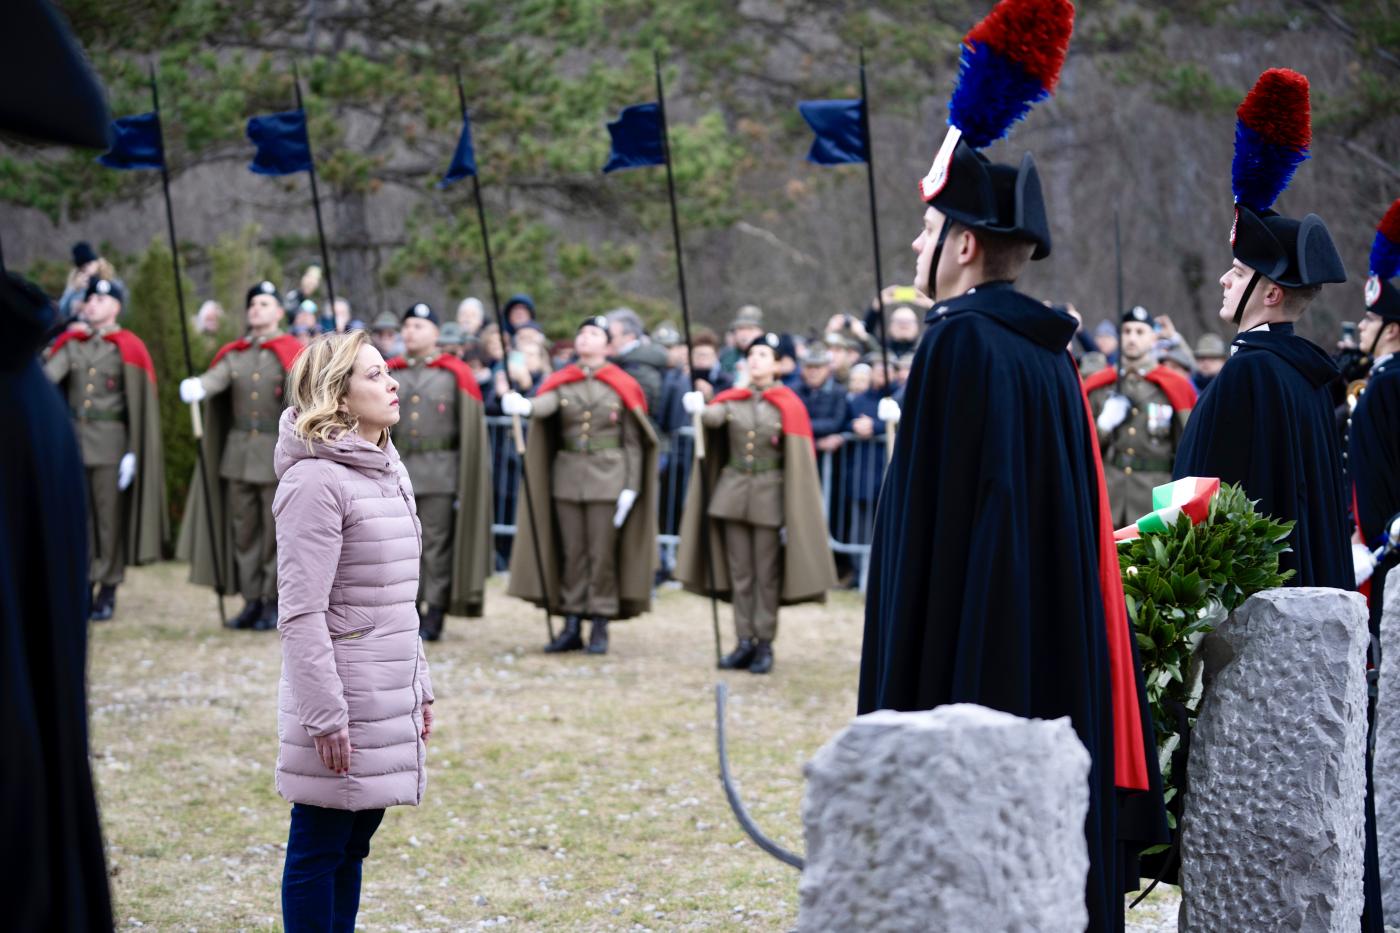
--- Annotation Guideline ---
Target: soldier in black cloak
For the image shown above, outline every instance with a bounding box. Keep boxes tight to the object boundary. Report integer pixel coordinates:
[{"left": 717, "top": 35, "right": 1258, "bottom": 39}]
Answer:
[
  {"left": 857, "top": 1, "right": 1165, "bottom": 929},
  {"left": 0, "top": 2, "right": 116, "bottom": 929}
]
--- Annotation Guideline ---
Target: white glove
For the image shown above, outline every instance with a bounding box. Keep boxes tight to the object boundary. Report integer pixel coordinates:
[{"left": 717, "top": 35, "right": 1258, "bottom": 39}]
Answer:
[
  {"left": 1096, "top": 394, "right": 1131, "bottom": 434},
  {"left": 779, "top": 526, "right": 788, "bottom": 546},
  {"left": 179, "top": 376, "right": 207, "bottom": 404},
  {"left": 118, "top": 452, "right": 136, "bottom": 492},
  {"left": 613, "top": 489, "right": 638, "bottom": 528},
  {"left": 682, "top": 390, "right": 705, "bottom": 415},
  {"left": 501, "top": 391, "right": 532, "bottom": 417},
  {"left": 877, "top": 397, "right": 901, "bottom": 424},
  {"left": 1354, "top": 542, "right": 1378, "bottom": 588}
]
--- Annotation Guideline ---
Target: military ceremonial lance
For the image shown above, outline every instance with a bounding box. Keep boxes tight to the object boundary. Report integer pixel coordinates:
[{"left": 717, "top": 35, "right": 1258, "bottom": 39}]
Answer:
[
  {"left": 148, "top": 63, "right": 226, "bottom": 616},
  {"left": 291, "top": 63, "right": 336, "bottom": 313},
  {"left": 441, "top": 66, "right": 556, "bottom": 643},
  {"left": 653, "top": 52, "right": 724, "bottom": 664}
]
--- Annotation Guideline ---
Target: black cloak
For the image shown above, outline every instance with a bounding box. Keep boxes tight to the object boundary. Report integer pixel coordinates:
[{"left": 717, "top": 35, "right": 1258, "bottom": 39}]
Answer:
[
  {"left": 0, "top": 273, "right": 113, "bottom": 930},
  {"left": 1351, "top": 357, "right": 1400, "bottom": 633},
  {"left": 859, "top": 282, "right": 1166, "bottom": 933},
  {"left": 1172, "top": 323, "right": 1352, "bottom": 590}
]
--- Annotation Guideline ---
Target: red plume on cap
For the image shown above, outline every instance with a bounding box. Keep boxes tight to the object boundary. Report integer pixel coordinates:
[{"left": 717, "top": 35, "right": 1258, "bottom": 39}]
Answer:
[
  {"left": 1371, "top": 198, "right": 1400, "bottom": 281},
  {"left": 1236, "top": 68, "right": 1312, "bottom": 150},
  {"left": 964, "top": 0, "right": 1075, "bottom": 93},
  {"left": 1379, "top": 199, "right": 1400, "bottom": 245}
]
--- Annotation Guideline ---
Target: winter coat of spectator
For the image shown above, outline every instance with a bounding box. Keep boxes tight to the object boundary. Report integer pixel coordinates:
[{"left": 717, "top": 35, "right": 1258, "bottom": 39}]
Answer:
[
  {"left": 501, "top": 294, "right": 535, "bottom": 336},
  {"left": 606, "top": 307, "right": 668, "bottom": 419},
  {"left": 794, "top": 347, "right": 850, "bottom": 441}
]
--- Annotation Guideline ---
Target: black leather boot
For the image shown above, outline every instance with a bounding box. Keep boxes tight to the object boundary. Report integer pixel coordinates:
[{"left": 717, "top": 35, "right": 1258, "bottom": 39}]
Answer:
[
  {"left": 420, "top": 606, "right": 445, "bottom": 642},
  {"left": 227, "top": 598, "right": 264, "bottom": 630},
  {"left": 748, "top": 640, "right": 774, "bottom": 675},
  {"left": 718, "top": 638, "right": 756, "bottom": 670},
  {"left": 252, "top": 600, "right": 278, "bottom": 631},
  {"left": 587, "top": 617, "right": 609, "bottom": 655},
  {"left": 544, "top": 615, "right": 584, "bottom": 653},
  {"left": 90, "top": 585, "right": 116, "bottom": 622}
]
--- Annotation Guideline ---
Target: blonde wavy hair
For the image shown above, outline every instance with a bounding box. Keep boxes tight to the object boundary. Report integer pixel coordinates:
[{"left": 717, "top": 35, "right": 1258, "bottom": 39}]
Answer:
[{"left": 286, "top": 330, "right": 380, "bottom": 449}]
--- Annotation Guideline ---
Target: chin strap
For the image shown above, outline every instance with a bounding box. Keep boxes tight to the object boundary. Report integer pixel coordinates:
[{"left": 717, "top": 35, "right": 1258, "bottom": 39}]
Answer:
[
  {"left": 1232, "top": 270, "right": 1262, "bottom": 327},
  {"left": 927, "top": 216, "right": 953, "bottom": 297}
]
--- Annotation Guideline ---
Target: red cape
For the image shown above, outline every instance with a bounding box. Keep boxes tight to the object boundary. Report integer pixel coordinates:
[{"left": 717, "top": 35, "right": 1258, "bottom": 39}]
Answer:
[
  {"left": 1083, "top": 364, "right": 1197, "bottom": 411},
  {"left": 211, "top": 333, "right": 304, "bottom": 372},
  {"left": 387, "top": 354, "right": 483, "bottom": 402},
  {"left": 1078, "top": 366, "right": 1152, "bottom": 792},
  {"left": 536, "top": 363, "right": 646, "bottom": 412},
  {"left": 50, "top": 328, "right": 156, "bottom": 383},
  {"left": 711, "top": 384, "right": 814, "bottom": 439}
]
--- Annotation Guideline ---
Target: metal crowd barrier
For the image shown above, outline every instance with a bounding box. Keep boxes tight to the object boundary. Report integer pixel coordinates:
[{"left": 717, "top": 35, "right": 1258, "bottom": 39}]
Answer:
[{"left": 483, "top": 416, "right": 886, "bottom": 591}]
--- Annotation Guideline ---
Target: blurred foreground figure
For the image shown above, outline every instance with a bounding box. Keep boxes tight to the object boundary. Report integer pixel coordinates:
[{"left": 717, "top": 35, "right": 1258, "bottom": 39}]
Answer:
[{"left": 0, "top": 1, "right": 116, "bottom": 928}]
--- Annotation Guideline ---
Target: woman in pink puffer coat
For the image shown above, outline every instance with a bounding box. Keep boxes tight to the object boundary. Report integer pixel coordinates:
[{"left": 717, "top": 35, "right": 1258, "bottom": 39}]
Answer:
[{"left": 272, "top": 330, "right": 436, "bottom": 932}]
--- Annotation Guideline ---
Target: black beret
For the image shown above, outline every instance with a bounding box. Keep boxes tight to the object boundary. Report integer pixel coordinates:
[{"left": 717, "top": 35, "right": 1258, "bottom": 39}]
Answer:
[
  {"left": 402, "top": 302, "right": 440, "bottom": 327},
  {"left": 84, "top": 277, "right": 124, "bottom": 304},
  {"left": 577, "top": 315, "right": 609, "bottom": 335},
  {"left": 245, "top": 280, "right": 280, "bottom": 308},
  {"left": 1121, "top": 305, "right": 1152, "bottom": 325}
]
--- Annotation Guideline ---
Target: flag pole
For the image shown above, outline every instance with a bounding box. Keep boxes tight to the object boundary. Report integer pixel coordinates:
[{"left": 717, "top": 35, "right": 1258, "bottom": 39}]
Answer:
[
  {"left": 654, "top": 52, "right": 723, "bottom": 666},
  {"left": 1115, "top": 208, "right": 1125, "bottom": 381},
  {"left": 858, "top": 49, "right": 895, "bottom": 460},
  {"left": 292, "top": 62, "right": 337, "bottom": 313},
  {"left": 452, "top": 67, "right": 556, "bottom": 644},
  {"left": 150, "top": 63, "right": 227, "bottom": 625}
]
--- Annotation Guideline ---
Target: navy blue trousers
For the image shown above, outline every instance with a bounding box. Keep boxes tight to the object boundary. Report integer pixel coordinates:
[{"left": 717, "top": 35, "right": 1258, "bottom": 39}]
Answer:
[{"left": 281, "top": 803, "right": 385, "bottom": 933}]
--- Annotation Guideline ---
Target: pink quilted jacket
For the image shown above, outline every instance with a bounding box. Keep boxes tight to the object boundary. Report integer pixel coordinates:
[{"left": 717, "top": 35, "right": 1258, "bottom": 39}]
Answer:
[{"left": 272, "top": 409, "right": 434, "bottom": 811}]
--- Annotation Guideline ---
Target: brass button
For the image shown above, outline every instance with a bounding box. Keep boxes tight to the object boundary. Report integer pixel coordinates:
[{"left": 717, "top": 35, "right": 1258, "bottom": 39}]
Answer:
[
  {"left": 747, "top": 430, "right": 755, "bottom": 438},
  {"left": 1131, "top": 408, "right": 1139, "bottom": 416},
  {"left": 1127, "top": 427, "right": 1136, "bottom": 436},
  {"left": 252, "top": 372, "right": 261, "bottom": 382},
  {"left": 86, "top": 383, "right": 95, "bottom": 392},
  {"left": 250, "top": 391, "right": 259, "bottom": 401},
  {"left": 411, "top": 394, "right": 420, "bottom": 403},
  {"left": 1126, "top": 447, "right": 1135, "bottom": 456},
  {"left": 410, "top": 428, "right": 420, "bottom": 437},
  {"left": 88, "top": 367, "right": 97, "bottom": 376},
  {"left": 560, "top": 398, "right": 569, "bottom": 406},
  {"left": 745, "top": 442, "right": 754, "bottom": 450},
  {"left": 1124, "top": 466, "right": 1133, "bottom": 476},
  {"left": 745, "top": 454, "right": 754, "bottom": 462},
  {"left": 83, "top": 399, "right": 92, "bottom": 408},
  {"left": 410, "top": 412, "right": 419, "bottom": 421},
  {"left": 582, "top": 411, "right": 592, "bottom": 420}
]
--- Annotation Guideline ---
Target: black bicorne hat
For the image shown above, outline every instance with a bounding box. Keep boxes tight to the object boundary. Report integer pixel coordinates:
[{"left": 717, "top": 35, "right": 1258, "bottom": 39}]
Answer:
[
  {"left": 921, "top": 137, "right": 1051, "bottom": 261},
  {"left": 1232, "top": 206, "right": 1346, "bottom": 289}
]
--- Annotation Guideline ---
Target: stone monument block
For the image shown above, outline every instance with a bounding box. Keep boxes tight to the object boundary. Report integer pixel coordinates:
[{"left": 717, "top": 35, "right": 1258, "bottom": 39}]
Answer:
[
  {"left": 1373, "top": 577, "right": 1400, "bottom": 913},
  {"left": 798, "top": 703, "right": 1090, "bottom": 933},
  {"left": 1179, "top": 587, "right": 1369, "bottom": 932}
]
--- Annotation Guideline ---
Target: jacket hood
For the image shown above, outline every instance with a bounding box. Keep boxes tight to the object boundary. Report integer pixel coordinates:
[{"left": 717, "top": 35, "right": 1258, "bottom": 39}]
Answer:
[{"left": 274, "top": 408, "right": 401, "bottom": 480}]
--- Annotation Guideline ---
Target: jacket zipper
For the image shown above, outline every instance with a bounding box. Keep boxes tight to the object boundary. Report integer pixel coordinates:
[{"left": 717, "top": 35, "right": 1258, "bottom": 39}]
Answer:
[{"left": 330, "top": 626, "right": 373, "bottom": 641}]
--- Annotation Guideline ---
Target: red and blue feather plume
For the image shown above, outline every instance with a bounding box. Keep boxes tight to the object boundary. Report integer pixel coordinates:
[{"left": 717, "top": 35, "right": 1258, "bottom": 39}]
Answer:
[
  {"left": 948, "top": 0, "right": 1075, "bottom": 150},
  {"left": 1231, "top": 68, "right": 1311, "bottom": 212},
  {"left": 1370, "top": 199, "right": 1400, "bottom": 282}
]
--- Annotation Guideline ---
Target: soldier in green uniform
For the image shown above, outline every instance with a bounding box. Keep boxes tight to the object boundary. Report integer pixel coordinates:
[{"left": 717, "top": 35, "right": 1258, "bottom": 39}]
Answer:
[
  {"left": 502, "top": 316, "right": 659, "bottom": 655},
  {"left": 44, "top": 278, "right": 168, "bottom": 620},
  {"left": 676, "top": 333, "right": 836, "bottom": 674},
  {"left": 1084, "top": 306, "right": 1198, "bottom": 524},
  {"left": 386, "top": 302, "right": 493, "bottom": 641},
  {"left": 178, "top": 281, "right": 304, "bottom": 629}
]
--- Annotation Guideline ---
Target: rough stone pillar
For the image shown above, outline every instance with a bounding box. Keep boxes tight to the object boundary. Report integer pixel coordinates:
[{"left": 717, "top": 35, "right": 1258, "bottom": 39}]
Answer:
[
  {"left": 797, "top": 703, "right": 1090, "bottom": 933},
  {"left": 1179, "top": 587, "right": 1369, "bottom": 932},
  {"left": 1374, "top": 577, "right": 1400, "bottom": 912}
]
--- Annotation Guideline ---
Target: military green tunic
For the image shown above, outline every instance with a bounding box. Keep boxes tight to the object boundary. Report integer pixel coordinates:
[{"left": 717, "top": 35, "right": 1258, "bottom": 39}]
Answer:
[
  {"left": 701, "top": 394, "right": 785, "bottom": 640},
  {"left": 394, "top": 356, "right": 463, "bottom": 610},
  {"left": 1088, "top": 364, "right": 1193, "bottom": 526},
  {"left": 196, "top": 335, "right": 288, "bottom": 601},
  {"left": 529, "top": 366, "right": 644, "bottom": 617}
]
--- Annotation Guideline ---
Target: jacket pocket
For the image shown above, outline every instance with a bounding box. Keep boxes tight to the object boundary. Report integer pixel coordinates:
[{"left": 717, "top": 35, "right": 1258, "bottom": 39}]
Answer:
[{"left": 330, "top": 625, "right": 374, "bottom": 642}]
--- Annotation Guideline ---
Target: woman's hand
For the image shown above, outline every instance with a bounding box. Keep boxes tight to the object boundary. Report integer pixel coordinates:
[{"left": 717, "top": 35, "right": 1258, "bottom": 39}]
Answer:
[
  {"left": 314, "top": 726, "right": 352, "bottom": 774},
  {"left": 421, "top": 703, "right": 434, "bottom": 742}
]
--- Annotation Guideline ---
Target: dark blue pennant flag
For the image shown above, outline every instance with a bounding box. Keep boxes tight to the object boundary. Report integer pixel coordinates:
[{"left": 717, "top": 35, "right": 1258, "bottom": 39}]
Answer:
[
  {"left": 602, "top": 103, "right": 665, "bottom": 174},
  {"left": 437, "top": 112, "right": 478, "bottom": 188},
  {"left": 246, "top": 109, "right": 313, "bottom": 175},
  {"left": 798, "top": 99, "right": 867, "bottom": 165},
  {"left": 97, "top": 111, "right": 164, "bottom": 170}
]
